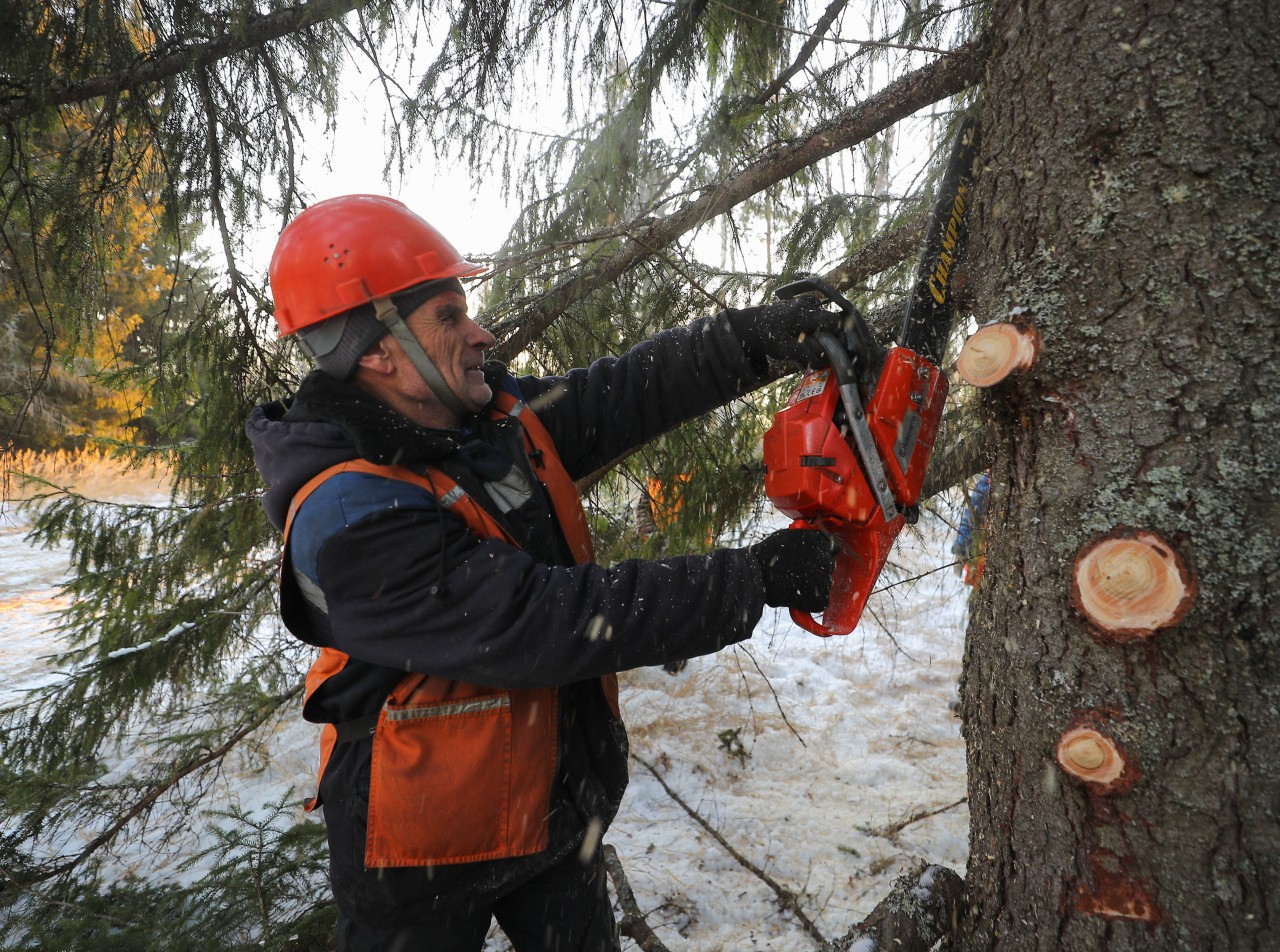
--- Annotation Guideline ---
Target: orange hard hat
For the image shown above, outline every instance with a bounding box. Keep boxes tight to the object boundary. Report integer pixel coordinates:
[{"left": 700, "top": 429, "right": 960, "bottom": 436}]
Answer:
[{"left": 269, "top": 195, "right": 485, "bottom": 336}]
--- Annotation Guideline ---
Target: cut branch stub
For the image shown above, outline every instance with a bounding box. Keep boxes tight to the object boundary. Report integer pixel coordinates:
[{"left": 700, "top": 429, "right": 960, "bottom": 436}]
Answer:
[
  {"left": 1071, "top": 527, "right": 1196, "bottom": 642},
  {"left": 954, "top": 313, "right": 1042, "bottom": 387},
  {"left": 1056, "top": 724, "right": 1138, "bottom": 795}
]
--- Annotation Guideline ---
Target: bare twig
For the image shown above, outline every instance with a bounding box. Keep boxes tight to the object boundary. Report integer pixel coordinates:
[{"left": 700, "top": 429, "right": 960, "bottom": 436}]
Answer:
[
  {"left": 631, "top": 751, "right": 828, "bottom": 946},
  {"left": 735, "top": 644, "right": 807, "bottom": 747},
  {"left": 602, "top": 844, "right": 674, "bottom": 952},
  {"left": 860, "top": 796, "right": 968, "bottom": 840}
]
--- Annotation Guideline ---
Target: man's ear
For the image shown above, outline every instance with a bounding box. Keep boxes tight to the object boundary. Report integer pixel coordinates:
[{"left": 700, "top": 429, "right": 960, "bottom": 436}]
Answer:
[{"left": 355, "top": 337, "right": 397, "bottom": 376}]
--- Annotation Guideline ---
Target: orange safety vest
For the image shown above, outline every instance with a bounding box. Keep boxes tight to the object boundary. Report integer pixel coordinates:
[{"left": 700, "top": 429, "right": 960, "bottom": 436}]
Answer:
[{"left": 282, "top": 392, "right": 619, "bottom": 868}]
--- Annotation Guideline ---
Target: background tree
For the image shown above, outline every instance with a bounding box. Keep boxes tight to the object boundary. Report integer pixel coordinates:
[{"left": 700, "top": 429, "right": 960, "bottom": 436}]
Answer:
[
  {"left": 0, "top": 110, "right": 209, "bottom": 451},
  {"left": 1, "top": 0, "right": 1271, "bottom": 948}
]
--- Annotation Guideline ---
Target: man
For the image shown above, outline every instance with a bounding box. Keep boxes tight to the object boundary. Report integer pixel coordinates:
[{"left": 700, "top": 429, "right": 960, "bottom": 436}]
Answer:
[
  {"left": 247, "top": 194, "right": 841, "bottom": 951},
  {"left": 952, "top": 470, "right": 991, "bottom": 586}
]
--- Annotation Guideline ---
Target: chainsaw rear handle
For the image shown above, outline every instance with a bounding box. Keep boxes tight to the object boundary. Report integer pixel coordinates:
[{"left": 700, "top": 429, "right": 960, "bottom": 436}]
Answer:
[
  {"left": 787, "top": 516, "right": 904, "bottom": 637},
  {"left": 790, "top": 606, "right": 835, "bottom": 637},
  {"left": 787, "top": 520, "right": 859, "bottom": 636},
  {"left": 787, "top": 535, "right": 878, "bottom": 637}
]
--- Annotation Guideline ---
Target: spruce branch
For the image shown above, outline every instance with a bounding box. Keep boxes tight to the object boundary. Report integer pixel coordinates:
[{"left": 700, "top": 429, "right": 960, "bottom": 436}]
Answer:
[
  {"left": 0, "top": 0, "right": 372, "bottom": 124},
  {"left": 489, "top": 36, "right": 989, "bottom": 362},
  {"left": 920, "top": 424, "right": 988, "bottom": 500},
  {"left": 820, "top": 212, "right": 926, "bottom": 293},
  {"left": 709, "top": 0, "right": 952, "bottom": 56},
  {"left": 195, "top": 67, "right": 265, "bottom": 322},
  {"left": 754, "top": 0, "right": 852, "bottom": 105},
  {"left": 821, "top": 862, "right": 964, "bottom": 952},
  {"left": 7, "top": 684, "right": 304, "bottom": 887}
]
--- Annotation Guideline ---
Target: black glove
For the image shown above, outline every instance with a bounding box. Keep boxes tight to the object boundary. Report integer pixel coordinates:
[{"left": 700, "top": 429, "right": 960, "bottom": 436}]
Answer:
[
  {"left": 749, "top": 528, "right": 835, "bottom": 613},
  {"left": 727, "top": 297, "right": 847, "bottom": 372}
]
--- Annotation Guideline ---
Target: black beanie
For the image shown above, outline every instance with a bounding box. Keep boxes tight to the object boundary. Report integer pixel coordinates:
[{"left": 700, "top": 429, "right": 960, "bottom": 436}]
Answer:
[{"left": 296, "top": 278, "right": 465, "bottom": 380}]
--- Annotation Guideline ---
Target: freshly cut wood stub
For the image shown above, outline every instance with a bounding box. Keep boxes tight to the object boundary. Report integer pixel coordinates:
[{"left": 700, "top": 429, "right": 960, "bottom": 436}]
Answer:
[
  {"left": 1056, "top": 726, "right": 1133, "bottom": 793},
  {"left": 955, "top": 318, "right": 1041, "bottom": 387},
  {"left": 1071, "top": 527, "right": 1196, "bottom": 641}
]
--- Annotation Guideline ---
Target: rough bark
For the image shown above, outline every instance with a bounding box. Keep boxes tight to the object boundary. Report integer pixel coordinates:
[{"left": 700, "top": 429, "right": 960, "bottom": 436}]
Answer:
[
  {"left": 956, "top": 1, "right": 1279, "bottom": 950},
  {"left": 823, "top": 862, "right": 965, "bottom": 952}
]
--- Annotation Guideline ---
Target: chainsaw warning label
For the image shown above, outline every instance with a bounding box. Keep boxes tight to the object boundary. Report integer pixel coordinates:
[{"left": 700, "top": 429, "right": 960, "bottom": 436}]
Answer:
[{"left": 791, "top": 370, "right": 831, "bottom": 404}]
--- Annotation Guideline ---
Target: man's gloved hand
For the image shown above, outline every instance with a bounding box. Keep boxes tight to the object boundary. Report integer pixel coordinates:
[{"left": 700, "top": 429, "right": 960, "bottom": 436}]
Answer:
[
  {"left": 727, "top": 297, "right": 848, "bottom": 372},
  {"left": 750, "top": 528, "right": 835, "bottom": 613}
]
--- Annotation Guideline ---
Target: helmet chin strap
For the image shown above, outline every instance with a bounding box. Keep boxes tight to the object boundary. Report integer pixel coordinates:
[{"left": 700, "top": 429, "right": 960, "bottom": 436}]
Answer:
[{"left": 372, "top": 297, "right": 469, "bottom": 421}]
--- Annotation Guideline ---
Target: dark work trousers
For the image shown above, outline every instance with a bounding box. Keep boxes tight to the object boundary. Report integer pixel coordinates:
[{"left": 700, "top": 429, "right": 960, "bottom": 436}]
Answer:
[{"left": 335, "top": 847, "right": 621, "bottom": 952}]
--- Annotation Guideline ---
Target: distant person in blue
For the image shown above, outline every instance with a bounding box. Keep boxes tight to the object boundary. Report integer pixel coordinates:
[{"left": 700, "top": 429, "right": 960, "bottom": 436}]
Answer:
[{"left": 951, "top": 471, "right": 990, "bottom": 587}]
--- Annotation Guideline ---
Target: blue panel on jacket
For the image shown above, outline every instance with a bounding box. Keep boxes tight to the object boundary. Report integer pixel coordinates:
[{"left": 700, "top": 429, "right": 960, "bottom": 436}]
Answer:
[{"left": 291, "top": 471, "right": 439, "bottom": 580}]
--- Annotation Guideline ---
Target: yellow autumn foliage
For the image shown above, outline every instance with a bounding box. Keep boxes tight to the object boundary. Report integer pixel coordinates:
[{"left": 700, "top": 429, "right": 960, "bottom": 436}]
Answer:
[{"left": 3, "top": 446, "right": 171, "bottom": 502}]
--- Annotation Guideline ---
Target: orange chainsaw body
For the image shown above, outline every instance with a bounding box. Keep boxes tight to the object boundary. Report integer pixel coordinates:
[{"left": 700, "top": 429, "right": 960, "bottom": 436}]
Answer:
[{"left": 763, "top": 346, "right": 947, "bottom": 636}]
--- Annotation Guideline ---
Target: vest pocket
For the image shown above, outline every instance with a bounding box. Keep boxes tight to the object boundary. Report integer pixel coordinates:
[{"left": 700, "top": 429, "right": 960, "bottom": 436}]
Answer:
[{"left": 362, "top": 691, "right": 550, "bottom": 867}]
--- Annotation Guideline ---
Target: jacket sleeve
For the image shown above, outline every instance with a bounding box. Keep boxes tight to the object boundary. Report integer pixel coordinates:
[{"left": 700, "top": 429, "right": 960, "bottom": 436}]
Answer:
[
  {"left": 512, "top": 310, "right": 770, "bottom": 480},
  {"left": 294, "top": 476, "right": 767, "bottom": 688}
]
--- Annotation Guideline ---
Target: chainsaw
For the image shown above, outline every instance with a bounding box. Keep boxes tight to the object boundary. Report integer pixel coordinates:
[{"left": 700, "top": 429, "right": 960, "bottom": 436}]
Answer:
[{"left": 763, "top": 116, "right": 981, "bottom": 636}]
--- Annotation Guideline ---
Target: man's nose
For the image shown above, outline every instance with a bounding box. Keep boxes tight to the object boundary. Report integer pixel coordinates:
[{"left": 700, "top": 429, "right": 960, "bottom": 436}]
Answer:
[{"left": 469, "top": 318, "right": 496, "bottom": 348}]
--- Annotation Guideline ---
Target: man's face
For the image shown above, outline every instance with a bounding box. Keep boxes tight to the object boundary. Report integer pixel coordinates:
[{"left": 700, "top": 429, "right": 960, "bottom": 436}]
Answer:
[{"left": 402, "top": 290, "right": 497, "bottom": 418}]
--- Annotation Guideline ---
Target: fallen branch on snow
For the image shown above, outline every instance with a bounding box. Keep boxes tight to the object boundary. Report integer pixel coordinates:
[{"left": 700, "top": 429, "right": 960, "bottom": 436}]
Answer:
[
  {"left": 602, "top": 844, "right": 674, "bottom": 952},
  {"left": 631, "top": 751, "right": 827, "bottom": 946}
]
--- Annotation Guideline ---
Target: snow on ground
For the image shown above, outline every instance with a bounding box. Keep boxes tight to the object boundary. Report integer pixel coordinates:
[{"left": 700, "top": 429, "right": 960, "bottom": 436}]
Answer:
[
  {"left": 604, "top": 513, "right": 969, "bottom": 950},
  {"left": 1, "top": 495, "right": 970, "bottom": 950},
  {"left": 0, "top": 505, "right": 79, "bottom": 706}
]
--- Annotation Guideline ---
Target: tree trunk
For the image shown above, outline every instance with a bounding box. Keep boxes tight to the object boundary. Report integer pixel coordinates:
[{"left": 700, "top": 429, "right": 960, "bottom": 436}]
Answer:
[{"left": 956, "top": 1, "right": 1279, "bottom": 949}]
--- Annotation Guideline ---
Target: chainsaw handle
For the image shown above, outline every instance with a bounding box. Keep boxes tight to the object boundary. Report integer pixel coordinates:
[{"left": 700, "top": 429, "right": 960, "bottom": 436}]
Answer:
[
  {"left": 786, "top": 542, "right": 864, "bottom": 637},
  {"left": 790, "top": 606, "right": 843, "bottom": 637},
  {"left": 775, "top": 277, "right": 883, "bottom": 380},
  {"left": 775, "top": 277, "right": 857, "bottom": 317},
  {"left": 783, "top": 520, "right": 904, "bottom": 637}
]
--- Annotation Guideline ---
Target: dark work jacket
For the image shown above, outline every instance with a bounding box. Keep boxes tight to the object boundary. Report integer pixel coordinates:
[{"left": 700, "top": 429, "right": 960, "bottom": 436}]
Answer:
[{"left": 245, "top": 310, "right": 775, "bottom": 927}]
